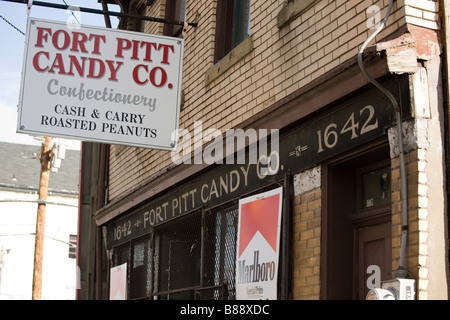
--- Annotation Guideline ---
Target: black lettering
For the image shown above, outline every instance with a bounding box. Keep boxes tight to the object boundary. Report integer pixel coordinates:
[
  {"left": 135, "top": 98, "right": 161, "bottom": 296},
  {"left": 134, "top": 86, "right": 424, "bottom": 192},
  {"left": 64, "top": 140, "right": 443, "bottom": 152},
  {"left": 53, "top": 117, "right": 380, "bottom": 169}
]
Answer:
[
  {"left": 40, "top": 115, "right": 96, "bottom": 131},
  {"left": 237, "top": 251, "right": 276, "bottom": 284}
]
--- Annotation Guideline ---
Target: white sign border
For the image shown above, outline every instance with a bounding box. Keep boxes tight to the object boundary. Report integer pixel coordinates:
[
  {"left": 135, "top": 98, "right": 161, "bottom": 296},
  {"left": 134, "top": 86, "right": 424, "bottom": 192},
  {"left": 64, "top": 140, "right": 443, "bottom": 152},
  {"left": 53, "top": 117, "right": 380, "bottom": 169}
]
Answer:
[
  {"left": 235, "top": 186, "right": 283, "bottom": 300},
  {"left": 16, "top": 18, "right": 183, "bottom": 151}
]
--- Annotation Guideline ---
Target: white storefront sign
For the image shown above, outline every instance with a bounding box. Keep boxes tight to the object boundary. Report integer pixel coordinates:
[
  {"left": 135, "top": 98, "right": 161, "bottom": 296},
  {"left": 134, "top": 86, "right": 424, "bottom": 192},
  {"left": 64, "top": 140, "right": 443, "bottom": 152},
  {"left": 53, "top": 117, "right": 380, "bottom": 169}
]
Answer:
[
  {"left": 235, "top": 187, "right": 283, "bottom": 300},
  {"left": 17, "top": 18, "right": 183, "bottom": 150}
]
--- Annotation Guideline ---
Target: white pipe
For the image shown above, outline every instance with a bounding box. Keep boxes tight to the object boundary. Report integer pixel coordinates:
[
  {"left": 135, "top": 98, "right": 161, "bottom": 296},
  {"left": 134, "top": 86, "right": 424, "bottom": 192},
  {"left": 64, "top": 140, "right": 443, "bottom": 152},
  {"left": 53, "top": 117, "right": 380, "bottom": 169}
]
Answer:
[{"left": 357, "top": 0, "right": 409, "bottom": 278}]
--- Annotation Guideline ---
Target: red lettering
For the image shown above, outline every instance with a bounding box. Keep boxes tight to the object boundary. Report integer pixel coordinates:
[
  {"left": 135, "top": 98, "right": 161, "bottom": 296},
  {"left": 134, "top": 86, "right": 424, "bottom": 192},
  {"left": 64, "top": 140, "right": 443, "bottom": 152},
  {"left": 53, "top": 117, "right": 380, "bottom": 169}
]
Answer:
[
  {"left": 131, "top": 40, "right": 140, "bottom": 60},
  {"left": 67, "top": 55, "right": 87, "bottom": 76},
  {"left": 48, "top": 53, "right": 66, "bottom": 74},
  {"left": 158, "top": 44, "right": 174, "bottom": 64},
  {"left": 32, "top": 51, "right": 49, "bottom": 72},
  {"left": 87, "top": 58, "right": 105, "bottom": 79},
  {"left": 115, "top": 38, "right": 131, "bottom": 58},
  {"left": 35, "top": 27, "right": 52, "bottom": 47},
  {"left": 116, "top": 38, "right": 173, "bottom": 64},
  {"left": 141, "top": 41, "right": 158, "bottom": 62},
  {"left": 35, "top": 27, "right": 105, "bottom": 54},
  {"left": 149, "top": 67, "right": 167, "bottom": 87},
  {"left": 89, "top": 34, "right": 106, "bottom": 55},
  {"left": 132, "top": 65, "right": 168, "bottom": 87},
  {"left": 106, "top": 60, "right": 123, "bottom": 81},
  {"left": 70, "top": 32, "right": 88, "bottom": 53},
  {"left": 133, "top": 64, "right": 148, "bottom": 85},
  {"left": 52, "top": 30, "right": 71, "bottom": 50}
]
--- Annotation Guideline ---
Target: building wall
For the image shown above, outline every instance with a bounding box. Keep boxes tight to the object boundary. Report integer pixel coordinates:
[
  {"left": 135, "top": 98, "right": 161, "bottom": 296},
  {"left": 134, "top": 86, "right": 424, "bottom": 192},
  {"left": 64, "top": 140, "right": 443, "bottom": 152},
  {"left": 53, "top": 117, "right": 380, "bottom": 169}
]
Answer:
[
  {"left": 107, "top": 0, "right": 412, "bottom": 200},
  {"left": 101, "top": 0, "right": 447, "bottom": 300},
  {"left": 290, "top": 146, "right": 445, "bottom": 300},
  {"left": 292, "top": 167, "right": 321, "bottom": 300},
  {"left": 391, "top": 150, "right": 425, "bottom": 298},
  {"left": 0, "top": 190, "right": 78, "bottom": 300}
]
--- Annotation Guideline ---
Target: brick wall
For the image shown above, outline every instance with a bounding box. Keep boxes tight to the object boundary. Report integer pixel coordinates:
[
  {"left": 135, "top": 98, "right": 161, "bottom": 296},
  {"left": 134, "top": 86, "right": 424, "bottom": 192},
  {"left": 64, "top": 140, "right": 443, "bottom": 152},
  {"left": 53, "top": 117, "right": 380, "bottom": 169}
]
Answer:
[
  {"left": 107, "top": 0, "right": 425, "bottom": 201},
  {"left": 391, "top": 149, "right": 428, "bottom": 299},
  {"left": 103, "top": 0, "right": 444, "bottom": 299},
  {"left": 404, "top": 0, "right": 439, "bottom": 30},
  {"left": 143, "top": 0, "right": 165, "bottom": 35},
  {"left": 290, "top": 147, "right": 431, "bottom": 300},
  {"left": 108, "top": 0, "right": 169, "bottom": 198},
  {"left": 292, "top": 188, "right": 322, "bottom": 299}
]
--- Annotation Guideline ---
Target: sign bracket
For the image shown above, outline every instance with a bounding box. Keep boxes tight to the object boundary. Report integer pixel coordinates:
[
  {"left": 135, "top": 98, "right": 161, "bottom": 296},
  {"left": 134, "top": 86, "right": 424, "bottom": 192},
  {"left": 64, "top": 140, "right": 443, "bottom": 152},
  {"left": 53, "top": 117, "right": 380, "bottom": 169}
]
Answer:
[{"left": 1, "top": 0, "right": 198, "bottom": 27}]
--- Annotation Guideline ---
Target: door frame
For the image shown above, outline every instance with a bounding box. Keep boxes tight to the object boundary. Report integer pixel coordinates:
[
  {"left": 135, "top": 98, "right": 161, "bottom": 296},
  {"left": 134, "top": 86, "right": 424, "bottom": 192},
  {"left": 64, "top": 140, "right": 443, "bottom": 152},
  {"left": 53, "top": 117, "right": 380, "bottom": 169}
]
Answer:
[{"left": 321, "top": 138, "right": 392, "bottom": 299}]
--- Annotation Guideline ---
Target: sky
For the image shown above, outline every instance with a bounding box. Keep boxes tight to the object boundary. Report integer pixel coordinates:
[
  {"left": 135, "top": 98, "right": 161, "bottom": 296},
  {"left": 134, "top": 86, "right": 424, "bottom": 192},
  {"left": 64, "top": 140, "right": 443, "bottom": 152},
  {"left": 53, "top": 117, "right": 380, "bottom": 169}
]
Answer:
[{"left": 0, "top": 0, "right": 120, "bottom": 150}]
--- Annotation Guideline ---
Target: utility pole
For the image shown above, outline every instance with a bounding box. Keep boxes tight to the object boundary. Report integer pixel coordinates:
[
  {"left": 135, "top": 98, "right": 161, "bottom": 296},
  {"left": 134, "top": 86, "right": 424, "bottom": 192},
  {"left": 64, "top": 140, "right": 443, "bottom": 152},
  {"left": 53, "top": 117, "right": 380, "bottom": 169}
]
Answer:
[{"left": 32, "top": 136, "right": 52, "bottom": 300}]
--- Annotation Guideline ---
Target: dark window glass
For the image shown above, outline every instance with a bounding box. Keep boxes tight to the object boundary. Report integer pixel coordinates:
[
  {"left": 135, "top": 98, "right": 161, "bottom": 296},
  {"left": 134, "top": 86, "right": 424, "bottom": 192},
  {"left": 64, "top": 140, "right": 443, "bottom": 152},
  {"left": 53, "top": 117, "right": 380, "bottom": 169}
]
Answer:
[{"left": 214, "top": 0, "right": 250, "bottom": 63}]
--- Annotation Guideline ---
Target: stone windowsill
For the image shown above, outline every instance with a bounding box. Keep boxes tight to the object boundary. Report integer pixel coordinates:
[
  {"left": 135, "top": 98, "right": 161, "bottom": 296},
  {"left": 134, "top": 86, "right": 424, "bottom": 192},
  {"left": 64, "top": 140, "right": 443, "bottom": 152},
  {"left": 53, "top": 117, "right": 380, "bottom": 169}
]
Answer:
[{"left": 205, "top": 36, "right": 254, "bottom": 86}]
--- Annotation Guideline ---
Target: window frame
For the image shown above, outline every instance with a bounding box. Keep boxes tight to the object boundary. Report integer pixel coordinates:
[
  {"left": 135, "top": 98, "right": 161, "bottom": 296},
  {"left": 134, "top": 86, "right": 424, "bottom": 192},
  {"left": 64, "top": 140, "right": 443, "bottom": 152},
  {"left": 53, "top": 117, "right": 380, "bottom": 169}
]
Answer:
[
  {"left": 68, "top": 234, "right": 77, "bottom": 259},
  {"left": 214, "top": 0, "right": 251, "bottom": 64}
]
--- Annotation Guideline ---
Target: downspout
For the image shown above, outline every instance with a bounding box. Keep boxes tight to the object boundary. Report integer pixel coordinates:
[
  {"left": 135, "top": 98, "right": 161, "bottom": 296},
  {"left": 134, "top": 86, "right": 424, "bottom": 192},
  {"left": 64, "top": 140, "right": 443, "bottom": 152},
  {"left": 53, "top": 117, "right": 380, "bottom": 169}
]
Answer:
[{"left": 357, "top": 0, "right": 409, "bottom": 278}]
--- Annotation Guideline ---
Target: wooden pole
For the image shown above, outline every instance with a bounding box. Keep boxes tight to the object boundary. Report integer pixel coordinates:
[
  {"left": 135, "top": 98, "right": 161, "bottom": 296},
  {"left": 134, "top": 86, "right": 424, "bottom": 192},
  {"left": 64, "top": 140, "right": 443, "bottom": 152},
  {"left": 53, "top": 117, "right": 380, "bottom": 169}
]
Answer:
[{"left": 32, "top": 136, "right": 52, "bottom": 300}]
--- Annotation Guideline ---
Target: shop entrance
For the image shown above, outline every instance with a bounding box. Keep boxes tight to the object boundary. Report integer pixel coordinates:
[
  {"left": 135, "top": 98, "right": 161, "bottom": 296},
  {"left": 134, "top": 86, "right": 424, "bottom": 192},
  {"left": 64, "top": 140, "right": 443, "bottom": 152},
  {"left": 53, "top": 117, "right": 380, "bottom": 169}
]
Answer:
[
  {"left": 323, "top": 140, "right": 392, "bottom": 299},
  {"left": 356, "top": 222, "right": 392, "bottom": 299}
]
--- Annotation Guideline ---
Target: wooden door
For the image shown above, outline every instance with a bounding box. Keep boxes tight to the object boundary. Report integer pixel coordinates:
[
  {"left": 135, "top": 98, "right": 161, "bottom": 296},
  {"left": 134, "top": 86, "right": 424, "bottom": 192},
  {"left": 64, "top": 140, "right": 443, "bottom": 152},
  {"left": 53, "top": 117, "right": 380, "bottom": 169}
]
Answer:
[{"left": 357, "top": 222, "right": 392, "bottom": 299}]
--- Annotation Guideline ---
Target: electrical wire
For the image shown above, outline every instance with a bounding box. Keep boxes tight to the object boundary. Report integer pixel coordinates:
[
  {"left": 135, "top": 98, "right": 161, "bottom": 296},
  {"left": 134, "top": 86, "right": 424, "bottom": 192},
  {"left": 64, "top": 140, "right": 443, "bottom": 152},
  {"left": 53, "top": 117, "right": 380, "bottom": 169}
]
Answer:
[
  {"left": 0, "top": 13, "right": 25, "bottom": 35},
  {"left": 0, "top": 233, "right": 76, "bottom": 246},
  {"left": 60, "top": 0, "right": 80, "bottom": 25}
]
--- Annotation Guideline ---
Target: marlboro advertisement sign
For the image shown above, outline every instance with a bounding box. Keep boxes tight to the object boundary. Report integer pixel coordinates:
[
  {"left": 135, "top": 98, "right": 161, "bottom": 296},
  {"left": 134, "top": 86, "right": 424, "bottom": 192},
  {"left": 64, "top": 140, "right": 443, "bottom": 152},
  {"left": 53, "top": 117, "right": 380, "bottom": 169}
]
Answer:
[
  {"left": 17, "top": 18, "right": 183, "bottom": 150},
  {"left": 236, "top": 187, "right": 283, "bottom": 300}
]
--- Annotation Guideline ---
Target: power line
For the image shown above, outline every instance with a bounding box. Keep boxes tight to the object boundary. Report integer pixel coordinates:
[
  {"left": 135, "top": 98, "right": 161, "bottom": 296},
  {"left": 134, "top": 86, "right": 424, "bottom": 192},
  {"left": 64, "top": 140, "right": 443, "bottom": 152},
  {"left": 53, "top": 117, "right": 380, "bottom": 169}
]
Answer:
[
  {"left": 0, "top": 14, "right": 25, "bottom": 35},
  {"left": 60, "top": 0, "right": 80, "bottom": 25},
  {"left": 0, "top": 1, "right": 81, "bottom": 36},
  {"left": 2, "top": 0, "right": 198, "bottom": 27},
  {"left": 0, "top": 233, "right": 76, "bottom": 246}
]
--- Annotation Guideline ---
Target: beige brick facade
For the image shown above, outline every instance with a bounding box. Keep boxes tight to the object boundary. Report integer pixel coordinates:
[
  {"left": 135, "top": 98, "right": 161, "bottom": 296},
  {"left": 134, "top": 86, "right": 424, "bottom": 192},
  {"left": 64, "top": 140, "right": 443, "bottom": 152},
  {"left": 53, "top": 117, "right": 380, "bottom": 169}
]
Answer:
[
  {"left": 292, "top": 188, "right": 321, "bottom": 299},
  {"left": 290, "top": 148, "right": 437, "bottom": 299},
  {"left": 108, "top": 0, "right": 414, "bottom": 200},
  {"left": 404, "top": 0, "right": 440, "bottom": 30},
  {"left": 391, "top": 149, "right": 428, "bottom": 299},
  {"left": 97, "top": 0, "right": 447, "bottom": 300}
]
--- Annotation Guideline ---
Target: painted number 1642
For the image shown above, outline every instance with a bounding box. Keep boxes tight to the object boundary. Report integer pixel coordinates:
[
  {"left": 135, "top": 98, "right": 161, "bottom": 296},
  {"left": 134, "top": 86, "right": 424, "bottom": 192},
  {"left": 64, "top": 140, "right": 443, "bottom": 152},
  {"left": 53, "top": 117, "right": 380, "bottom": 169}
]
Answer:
[{"left": 316, "top": 105, "right": 379, "bottom": 153}]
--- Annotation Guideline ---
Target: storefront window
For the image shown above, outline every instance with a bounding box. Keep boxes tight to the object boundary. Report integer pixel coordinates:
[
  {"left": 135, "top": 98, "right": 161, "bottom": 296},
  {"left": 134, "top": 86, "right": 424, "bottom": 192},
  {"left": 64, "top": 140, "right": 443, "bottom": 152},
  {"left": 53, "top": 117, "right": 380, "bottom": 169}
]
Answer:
[
  {"left": 129, "top": 238, "right": 152, "bottom": 300},
  {"left": 202, "top": 201, "right": 239, "bottom": 300},
  {"left": 214, "top": 0, "right": 251, "bottom": 63},
  {"left": 362, "top": 166, "right": 391, "bottom": 209},
  {"left": 153, "top": 211, "right": 202, "bottom": 299},
  {"left": 152, "top": 204, "right": 239, "bottom": 300},
  {"left": 109, "top": 185, "right": 280, "bottom": 300}
]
